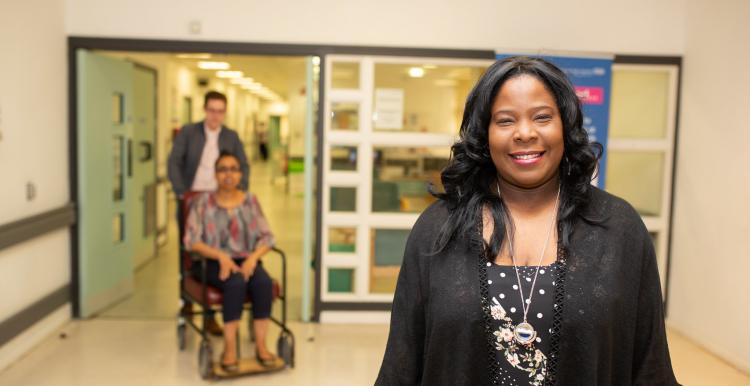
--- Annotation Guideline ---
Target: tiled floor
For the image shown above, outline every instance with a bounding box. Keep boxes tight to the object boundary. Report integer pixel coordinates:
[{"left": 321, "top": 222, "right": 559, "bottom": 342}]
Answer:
[{"left": 1, "top": 163, "right": 748, "bottom": 385}]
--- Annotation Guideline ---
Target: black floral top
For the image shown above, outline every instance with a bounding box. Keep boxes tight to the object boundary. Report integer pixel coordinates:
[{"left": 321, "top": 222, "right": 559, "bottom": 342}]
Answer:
[{"left": 486, "top": 263, "right": 558, "bottom": 386}]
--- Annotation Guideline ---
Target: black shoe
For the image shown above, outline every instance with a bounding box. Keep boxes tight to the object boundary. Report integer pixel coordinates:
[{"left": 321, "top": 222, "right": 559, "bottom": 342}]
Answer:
[{"left": 205, "top": 316, "right": 223, "bottom": 337}]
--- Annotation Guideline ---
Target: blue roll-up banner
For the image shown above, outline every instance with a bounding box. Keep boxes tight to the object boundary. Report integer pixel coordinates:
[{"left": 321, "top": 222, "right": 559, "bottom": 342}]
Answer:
[{"left": 495, "top": 53, "right": 612, "bottom": 188}]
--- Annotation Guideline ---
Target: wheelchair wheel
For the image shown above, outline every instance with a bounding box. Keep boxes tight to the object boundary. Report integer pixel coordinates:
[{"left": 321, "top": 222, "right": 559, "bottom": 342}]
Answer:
[
  {"left": 198, "top": 339, "right": 213, "bottom": 379},
  {"left": 177, "top": 322, "right": 186, "bottom": 351},
  {"left": 277, "top": 331, "right": 295, "bottom": 368}
]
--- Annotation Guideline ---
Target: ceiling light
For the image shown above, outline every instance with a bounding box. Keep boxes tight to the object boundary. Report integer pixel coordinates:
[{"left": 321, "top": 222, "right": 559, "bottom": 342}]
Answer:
[
  {"left": 198, "top": 61, "right": 230, "bottom": 70},
  {"left": 312, "top": 56, "right": 321, "bottom": 66},
  {"left": 177, "top": 53, "right": 212, "bottom": 59},
  {"left": 408, "top": 67, "right": 425, "bottom": 78},
  {"left": 231, "top": 77, "right": 255, "bottom": 85},
  {"left": 216, "top": 70, "right": 243, "bottom": 78}
]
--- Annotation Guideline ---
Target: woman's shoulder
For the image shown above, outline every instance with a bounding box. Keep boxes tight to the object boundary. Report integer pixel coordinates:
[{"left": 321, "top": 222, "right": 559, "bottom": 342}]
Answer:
[
  {"left": 189, "top": 191, "right": 212, "bottom": 207},
  {"left": 585, "top": 186, "right": 649, "bottom": 239},
  {"left": 413, "top": 199, "right": 451, "bottom": 231}
]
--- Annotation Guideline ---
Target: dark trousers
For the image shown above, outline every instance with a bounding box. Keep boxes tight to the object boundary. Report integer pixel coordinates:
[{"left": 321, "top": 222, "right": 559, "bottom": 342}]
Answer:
[{"left": 191, "top": 259, "right": 273, "bottom": 322}]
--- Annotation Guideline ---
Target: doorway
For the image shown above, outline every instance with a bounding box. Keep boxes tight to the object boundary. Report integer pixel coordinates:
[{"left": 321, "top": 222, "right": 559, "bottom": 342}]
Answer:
[{"left": 74, "top": 48, "right": 319, "bottom": 322}]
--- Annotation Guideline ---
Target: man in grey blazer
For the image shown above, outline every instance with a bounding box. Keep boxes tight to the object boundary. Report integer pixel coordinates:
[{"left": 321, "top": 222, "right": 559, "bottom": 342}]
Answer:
[
  {"left": 168, "top": 91, "right": 249, "bottom": 196},
  {"left": 168, "top": 91, "right": 249, "bottom": 336}
]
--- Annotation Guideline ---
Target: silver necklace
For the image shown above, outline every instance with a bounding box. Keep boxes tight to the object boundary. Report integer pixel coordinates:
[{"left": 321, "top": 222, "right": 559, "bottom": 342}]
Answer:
[{"left": 496, "top": 181, "right": 560, "bottom": 345}]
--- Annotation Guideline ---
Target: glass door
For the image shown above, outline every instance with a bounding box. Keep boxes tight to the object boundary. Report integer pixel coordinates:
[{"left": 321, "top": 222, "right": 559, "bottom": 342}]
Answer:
[
  {"left": 77, "top": 50, "right": 136, "bottom": 317},
  {"left": 605, "top": 63, "right": 680, "bottom": 296},
  {"left": 320, "top": 56, "right": 491, "bottom": 312}
]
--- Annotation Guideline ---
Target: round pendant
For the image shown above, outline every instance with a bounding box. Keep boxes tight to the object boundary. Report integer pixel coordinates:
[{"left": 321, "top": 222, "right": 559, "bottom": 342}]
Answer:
[{"left": 514, "top": 322, "right": 537, "bottom": 345}]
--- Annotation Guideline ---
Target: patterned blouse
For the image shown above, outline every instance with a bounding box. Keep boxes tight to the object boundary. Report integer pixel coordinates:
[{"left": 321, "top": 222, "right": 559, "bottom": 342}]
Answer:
[{"left": 184, "top": 192, "right": 275, "bottom": 258}]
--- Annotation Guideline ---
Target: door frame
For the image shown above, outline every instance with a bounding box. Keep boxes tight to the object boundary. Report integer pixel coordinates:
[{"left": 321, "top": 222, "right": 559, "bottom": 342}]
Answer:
[
  {"left": 66, "top": 36, "right": 500, "bottom": 319},
  {"left": 131, "top": 62, "right": 159, "bottom": 266}
]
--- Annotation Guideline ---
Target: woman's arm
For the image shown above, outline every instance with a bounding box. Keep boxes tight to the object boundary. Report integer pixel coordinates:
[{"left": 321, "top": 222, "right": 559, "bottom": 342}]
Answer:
[
  {"left": 632, "top": 226, "right": 681, "bottom": 385},
  {"left": 375, "top": 227, "right": 427, "bottom": 385},
  {"left": 240, "top": 195, "right": 275, "bottom": 280},
  {"left": 240, "top": 244, "right": 272, "bottom": 281}
]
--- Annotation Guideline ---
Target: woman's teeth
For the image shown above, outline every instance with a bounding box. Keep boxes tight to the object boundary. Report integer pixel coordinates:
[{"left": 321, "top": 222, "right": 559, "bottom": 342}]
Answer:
[{"left": 512, "top": 153, "right": 542, "bottom": 160}]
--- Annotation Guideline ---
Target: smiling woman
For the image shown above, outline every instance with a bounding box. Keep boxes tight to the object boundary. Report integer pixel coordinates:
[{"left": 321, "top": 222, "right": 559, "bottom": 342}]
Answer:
[{"left": 376, "top": 56, "right": 680, "bottom": 386}]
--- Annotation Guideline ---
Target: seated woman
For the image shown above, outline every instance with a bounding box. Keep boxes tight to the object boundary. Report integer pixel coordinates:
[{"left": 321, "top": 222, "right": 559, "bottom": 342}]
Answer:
[{"left": 184, "top": 151, "right": 277, "bottom": 372}]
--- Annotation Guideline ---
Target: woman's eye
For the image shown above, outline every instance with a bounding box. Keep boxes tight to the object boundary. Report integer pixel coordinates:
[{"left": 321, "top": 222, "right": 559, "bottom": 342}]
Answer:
[
  {"left": 496, "top": 119, "right": 514, "bottom": 126},
  {"left": 535, "top": 115, "right": 552, "bottom": 122}
]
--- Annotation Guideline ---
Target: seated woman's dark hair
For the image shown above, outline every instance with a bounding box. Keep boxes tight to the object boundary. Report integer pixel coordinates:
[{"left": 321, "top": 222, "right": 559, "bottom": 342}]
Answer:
[
  {"left": 214, "top": 151, "right": 240, "bottom": 169},
  {"left": 431, "top": 56, "right": 603, "bottom": 259}
]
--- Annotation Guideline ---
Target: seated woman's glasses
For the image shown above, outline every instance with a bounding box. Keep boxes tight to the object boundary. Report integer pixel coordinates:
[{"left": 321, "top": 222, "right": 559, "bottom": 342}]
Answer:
[{"left": 216, "top": 166, "right": 241, "bottom": 173}]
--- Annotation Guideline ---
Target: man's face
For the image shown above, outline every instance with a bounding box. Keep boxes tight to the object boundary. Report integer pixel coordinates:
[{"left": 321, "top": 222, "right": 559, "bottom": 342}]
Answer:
[{"left": 204, "top": 99, "right": 226, "bottom": 130}]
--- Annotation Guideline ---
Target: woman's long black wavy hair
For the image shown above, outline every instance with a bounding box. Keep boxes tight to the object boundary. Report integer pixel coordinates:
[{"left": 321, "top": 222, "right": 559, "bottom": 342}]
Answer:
[{"left": 431, "top": 56, "right": 602, "bottom": 259}]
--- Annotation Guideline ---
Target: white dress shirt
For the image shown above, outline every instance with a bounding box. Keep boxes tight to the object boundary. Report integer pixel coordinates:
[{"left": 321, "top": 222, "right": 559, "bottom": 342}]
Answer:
[{"left": 190, "top": 125, "right": 220, "bottom": 192}]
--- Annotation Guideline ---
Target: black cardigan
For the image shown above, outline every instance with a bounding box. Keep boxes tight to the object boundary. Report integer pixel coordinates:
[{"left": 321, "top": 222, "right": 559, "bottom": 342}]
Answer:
[{"left": 375, "top": 188, "right": 680, "bottom": 386}]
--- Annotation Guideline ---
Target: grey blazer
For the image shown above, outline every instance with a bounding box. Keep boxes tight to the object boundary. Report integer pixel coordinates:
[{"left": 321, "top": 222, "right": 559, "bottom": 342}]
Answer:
[{"left": 167, "top": 121, "right": 249, "bottom": 196}]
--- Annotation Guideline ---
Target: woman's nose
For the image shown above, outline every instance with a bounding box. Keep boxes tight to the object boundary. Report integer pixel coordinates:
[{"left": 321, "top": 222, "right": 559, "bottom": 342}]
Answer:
[{"left": 513, "top": 120, "right": 538, "bottom": 142}]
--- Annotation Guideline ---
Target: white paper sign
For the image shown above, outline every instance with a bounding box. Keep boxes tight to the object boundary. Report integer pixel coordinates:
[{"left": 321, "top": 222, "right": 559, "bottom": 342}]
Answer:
[{"left": 374, "top": 88, "right": 404, "bottom": 130}]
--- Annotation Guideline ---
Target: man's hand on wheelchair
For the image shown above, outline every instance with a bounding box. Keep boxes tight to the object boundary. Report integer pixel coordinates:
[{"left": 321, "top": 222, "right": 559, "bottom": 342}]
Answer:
[{"left": 218, "top": 253, "right": 240, "bottom": 281}]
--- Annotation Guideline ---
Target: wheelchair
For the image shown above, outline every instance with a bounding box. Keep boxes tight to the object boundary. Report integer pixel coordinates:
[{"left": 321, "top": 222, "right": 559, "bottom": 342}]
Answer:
[{"left": 175, "top": 191, "right": 295, "bottom": 379}]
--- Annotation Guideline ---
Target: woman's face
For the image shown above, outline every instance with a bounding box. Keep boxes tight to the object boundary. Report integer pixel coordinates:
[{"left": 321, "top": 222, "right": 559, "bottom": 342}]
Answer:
[
  {"left": 215, "top": 156, "right": 241, "bottom": 191},
  {"left": 488, "top": 75, "right": 564, "bottom": 190}
]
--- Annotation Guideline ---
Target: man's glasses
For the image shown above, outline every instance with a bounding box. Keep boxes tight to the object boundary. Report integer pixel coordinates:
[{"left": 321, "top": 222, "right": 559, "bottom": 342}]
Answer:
[
  {"left": 205, "top": 108, "right": 226, "bottom": 114},
  {"left": 216, "top": 166, "right": 241, "bottom": 173}
]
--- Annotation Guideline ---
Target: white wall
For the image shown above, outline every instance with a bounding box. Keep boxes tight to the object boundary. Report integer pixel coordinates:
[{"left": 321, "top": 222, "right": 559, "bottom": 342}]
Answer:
[
  {"left": 0, "top": 0, "right": 70, "bottom": 370},
  {"left": 0, "top": 1, "right": 68, "bottom": 223},
  {"left": 65, "top": 0, "right": 685, "bottom": 55},
  {"left": 668, "top": 0, "right": 750, "bottom": 373}
]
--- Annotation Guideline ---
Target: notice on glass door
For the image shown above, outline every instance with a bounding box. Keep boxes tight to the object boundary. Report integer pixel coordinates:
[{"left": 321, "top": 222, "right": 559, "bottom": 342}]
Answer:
[{"left": 374, "top": 88, "right": 404, "bottom": 130}]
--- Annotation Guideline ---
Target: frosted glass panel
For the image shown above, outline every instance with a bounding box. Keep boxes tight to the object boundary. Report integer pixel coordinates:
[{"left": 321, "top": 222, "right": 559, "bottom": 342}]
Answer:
[
  {"left": 605, "top": 151, "right": 664, "bottom": 216},
  {"left": 330, "top": 146, "right": 358, "bottom": 171},
  {"left": 372, "top": 146, "right": 449, "bottom": 213},
  {"left": 369, "top": 229, "right": 409, "bottom": 294},
  {"left": 331, "top": 62, "right": 359, "bottom": 89},
  {"left": 330, "top": 187, "right": 356, "bottom": 212},
  {"left": 331, "top": 102, "right": 359, "bottom": 131},
  {"left": 329, "top": 227, "right": 356, "bottom": 253},
  {"left": 609, "top": 69, "right": 670, "bottom": 139},
  {"left": 373, "top": 63, "right": 486, "bottom": 134},
  {"left": 328, "top": 268, "right": 354, "bottom": 293}
]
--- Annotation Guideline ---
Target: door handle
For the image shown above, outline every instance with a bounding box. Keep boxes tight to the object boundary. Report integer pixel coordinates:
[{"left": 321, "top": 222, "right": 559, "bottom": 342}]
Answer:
[{"left": 139, "top": 141, "right": 153, "bottom": 162}]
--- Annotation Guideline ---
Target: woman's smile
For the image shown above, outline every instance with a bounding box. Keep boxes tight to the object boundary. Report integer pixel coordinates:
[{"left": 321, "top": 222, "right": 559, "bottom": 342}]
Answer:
[{"left": 509, "top": 150, "right": 546, "bottom": 165}]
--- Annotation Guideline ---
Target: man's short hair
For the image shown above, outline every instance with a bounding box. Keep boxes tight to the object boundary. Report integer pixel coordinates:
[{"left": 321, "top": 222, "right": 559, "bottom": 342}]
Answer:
[{"left": 204, "top": 91, "right": 227, "bottom": 108}]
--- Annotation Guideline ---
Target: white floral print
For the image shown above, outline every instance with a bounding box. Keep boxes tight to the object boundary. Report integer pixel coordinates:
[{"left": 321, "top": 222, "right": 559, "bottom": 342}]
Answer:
[{"left": 492, "top": 311, "right": 548, "bottom": 386}]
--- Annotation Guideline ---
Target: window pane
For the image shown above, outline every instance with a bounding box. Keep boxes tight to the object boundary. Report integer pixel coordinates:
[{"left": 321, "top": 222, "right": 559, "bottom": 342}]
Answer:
[
  {"left": 609, "top": 69, "right": 670, "bottom": 139},
  {"left": 328, "top": 268, "right": 354, "bottom": 293},
  {"left": 113, "top": 136, "right": 123, "bottom": 201},
  {"left": 331, "top": 102, "right": 359, "bottom": 131},
  {"left": 330, "top": 187, "right": 356, "bottom": 212},
  {"left": 112, "top": 213, "right": 124, "bottom": 243},
  {"left": 112, "top": 93, "right": 124, "bottom": 124},
  {"left": 372, "top": 147, "right": 449, "bottom": 213},
  {"left": 605, "top": 151, "right": 664, "bottom": 216},
  {"left": 331, "top": 62, "right": 360, "bottom": 89},
  {"left": 370, "top": 229, "right": 409, "bottom": 294},
  {"left": 373, "top": 63, "right": 486, "bottom": 133},
  {"left": 330, "top": 146, "right": 358, "bottom": 171},
  {"left": 329, "top": 227, "right": 356, "bottom": 253}
]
